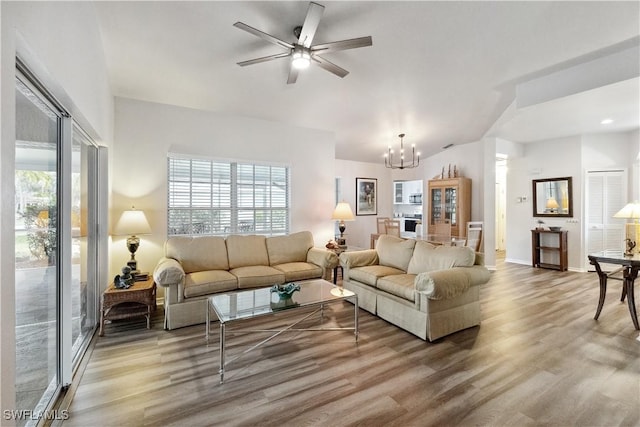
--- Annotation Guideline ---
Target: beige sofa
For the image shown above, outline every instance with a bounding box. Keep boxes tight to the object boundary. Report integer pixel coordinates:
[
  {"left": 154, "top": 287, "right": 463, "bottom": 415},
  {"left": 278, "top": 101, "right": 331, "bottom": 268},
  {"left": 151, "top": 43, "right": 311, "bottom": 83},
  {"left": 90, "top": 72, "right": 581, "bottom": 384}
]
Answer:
[
  {"left": 340, "top": 234, "right": 491, "bottom": 341},
  {"left": 153, "top": 231, "right": 338, "bottom": 330}
]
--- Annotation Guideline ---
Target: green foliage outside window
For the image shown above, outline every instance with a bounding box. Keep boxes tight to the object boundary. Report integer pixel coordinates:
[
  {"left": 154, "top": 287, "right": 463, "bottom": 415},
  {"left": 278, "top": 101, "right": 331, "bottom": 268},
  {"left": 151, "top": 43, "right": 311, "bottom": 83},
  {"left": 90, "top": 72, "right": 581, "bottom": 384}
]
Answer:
[{"left": 23, "top": 204, "right": 57, "bottom": 265}]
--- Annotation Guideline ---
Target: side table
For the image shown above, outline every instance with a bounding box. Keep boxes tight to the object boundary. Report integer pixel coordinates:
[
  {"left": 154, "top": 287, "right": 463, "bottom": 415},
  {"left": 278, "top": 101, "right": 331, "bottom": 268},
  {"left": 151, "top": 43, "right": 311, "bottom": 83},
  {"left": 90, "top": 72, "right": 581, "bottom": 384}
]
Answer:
[
  {"left": 331, "top": 246, "right": 365, "bottom": 284},
  {"left": 99, "top": 276, "right": 157, "bottom": 336}
]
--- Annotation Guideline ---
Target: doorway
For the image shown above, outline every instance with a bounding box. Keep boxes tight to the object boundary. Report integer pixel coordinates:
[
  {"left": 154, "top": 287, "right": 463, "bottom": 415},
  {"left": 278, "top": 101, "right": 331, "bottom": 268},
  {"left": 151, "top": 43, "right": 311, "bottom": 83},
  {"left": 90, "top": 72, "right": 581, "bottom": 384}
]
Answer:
[{"left": 495, "top": 155, "right": 507, "bottom": 252}]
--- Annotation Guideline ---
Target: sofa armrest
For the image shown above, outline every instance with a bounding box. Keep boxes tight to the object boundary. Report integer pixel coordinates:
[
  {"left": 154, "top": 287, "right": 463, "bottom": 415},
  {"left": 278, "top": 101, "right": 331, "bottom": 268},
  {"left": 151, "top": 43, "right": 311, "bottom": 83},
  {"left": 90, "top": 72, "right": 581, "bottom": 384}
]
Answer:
[
  {"left": 415, "top": 268, "right": 471, "bottom": 301},
  {"left": 307, "top": 247, "right": 339, "bottom": 269},
  {"left": 153, "top": 257, "right": 185, "bottom": 287},
  {"left": 415, "top": 265, "right": 490, "bottom": 302},
  {"left": 339, "top": 249, "right": 379, "bottom": 268}
]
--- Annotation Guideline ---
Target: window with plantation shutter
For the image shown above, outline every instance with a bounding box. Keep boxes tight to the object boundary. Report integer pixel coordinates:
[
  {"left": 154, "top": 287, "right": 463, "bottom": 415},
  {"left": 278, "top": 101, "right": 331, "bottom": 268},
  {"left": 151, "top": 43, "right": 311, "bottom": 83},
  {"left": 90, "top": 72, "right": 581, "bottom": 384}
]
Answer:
[{"left": 167, "top": 156, "right": 290, "bottom": 236}]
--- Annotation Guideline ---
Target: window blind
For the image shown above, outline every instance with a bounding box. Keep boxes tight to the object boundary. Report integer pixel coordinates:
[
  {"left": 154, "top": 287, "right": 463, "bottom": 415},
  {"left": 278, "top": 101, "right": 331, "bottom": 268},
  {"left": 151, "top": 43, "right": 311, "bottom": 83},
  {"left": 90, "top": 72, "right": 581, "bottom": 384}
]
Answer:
[{"left": 167, "top": 156, "right": 289, "bottom": 236}]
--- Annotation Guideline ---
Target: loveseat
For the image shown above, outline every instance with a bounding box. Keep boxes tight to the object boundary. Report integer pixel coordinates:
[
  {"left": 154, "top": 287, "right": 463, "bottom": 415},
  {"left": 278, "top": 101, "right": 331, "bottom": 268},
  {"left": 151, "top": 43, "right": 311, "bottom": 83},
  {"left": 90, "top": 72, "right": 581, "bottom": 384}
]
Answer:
[
  {"left": 339, "top": 234, "right": 491, "bottom": 341},
  {"left": 153, "top": 231, "right": 338, "bottom": 330}
]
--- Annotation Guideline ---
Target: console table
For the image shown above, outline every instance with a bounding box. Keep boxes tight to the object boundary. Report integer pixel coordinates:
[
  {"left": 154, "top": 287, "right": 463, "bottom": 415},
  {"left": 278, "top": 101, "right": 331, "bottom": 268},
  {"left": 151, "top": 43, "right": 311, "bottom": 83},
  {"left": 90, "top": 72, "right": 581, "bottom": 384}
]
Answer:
[
  {"left": 588, "top": 251, "right": 639, "bottom": 330},
  {"left": 531, "top": 229, "right": 568, "bottom": 271}
]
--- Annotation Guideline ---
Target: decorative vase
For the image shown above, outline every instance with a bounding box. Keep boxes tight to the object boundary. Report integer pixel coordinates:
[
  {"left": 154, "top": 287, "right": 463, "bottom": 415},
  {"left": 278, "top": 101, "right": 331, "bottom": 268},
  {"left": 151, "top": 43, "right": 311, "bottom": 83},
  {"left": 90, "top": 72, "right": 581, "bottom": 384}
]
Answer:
[{"left": 270, "top": 282, "right": 300, "bottom": 300}]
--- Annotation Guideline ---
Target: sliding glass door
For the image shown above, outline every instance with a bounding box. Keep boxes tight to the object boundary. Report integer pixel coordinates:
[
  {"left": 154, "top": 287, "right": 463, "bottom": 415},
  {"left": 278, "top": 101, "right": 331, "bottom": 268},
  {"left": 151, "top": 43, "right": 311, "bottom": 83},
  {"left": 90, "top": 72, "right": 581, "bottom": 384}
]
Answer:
[
  {"left": 15, "top": 69, "right": 99, "bottom": 425},
  {"left": 70, "top": 125, "right": 98, "bottom": 364},
  {"left": 15, "top": 76, "right": 61, "bottom": 423}
]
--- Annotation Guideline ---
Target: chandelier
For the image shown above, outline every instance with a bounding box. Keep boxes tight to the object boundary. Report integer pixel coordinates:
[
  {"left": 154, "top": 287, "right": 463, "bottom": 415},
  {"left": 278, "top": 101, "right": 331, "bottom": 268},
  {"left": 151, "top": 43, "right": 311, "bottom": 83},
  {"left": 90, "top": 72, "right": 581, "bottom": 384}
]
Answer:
[{"left": 384, "top": 133, "right": 420, "bottom": 169}]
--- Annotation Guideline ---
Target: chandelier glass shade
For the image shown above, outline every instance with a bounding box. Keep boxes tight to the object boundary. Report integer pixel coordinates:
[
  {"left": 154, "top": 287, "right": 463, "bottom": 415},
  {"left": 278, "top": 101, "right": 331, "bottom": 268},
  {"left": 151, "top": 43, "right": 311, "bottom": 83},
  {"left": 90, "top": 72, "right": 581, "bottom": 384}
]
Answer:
[{"left": 384, "top": 133, "right": 420, "bottom": 169}]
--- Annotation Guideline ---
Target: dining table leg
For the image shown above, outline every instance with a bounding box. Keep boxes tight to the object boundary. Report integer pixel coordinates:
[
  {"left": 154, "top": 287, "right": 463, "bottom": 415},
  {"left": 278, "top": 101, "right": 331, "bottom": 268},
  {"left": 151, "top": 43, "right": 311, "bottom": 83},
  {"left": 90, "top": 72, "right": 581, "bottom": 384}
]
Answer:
[
  {"left": 591, "top": 260, "right": 608, "bottom": 320},
  {"left": 623, "top": 265, "right": 640, "bottom": 330}
]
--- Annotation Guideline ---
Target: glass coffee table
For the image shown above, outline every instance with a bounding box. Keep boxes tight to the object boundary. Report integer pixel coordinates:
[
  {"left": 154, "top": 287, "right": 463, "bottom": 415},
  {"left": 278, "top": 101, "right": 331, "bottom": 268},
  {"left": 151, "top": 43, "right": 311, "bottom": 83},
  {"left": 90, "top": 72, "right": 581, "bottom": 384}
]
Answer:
[{"left": 205, "top": 279, "right": 358, "bottom": 383}]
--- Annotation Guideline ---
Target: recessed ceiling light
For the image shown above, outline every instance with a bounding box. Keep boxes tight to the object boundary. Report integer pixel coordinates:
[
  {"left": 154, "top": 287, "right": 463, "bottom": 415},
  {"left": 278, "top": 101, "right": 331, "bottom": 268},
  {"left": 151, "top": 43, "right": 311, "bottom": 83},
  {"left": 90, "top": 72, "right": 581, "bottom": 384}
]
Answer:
[{"left": 601, "top": 118, "right": 614, "bottom": 125}]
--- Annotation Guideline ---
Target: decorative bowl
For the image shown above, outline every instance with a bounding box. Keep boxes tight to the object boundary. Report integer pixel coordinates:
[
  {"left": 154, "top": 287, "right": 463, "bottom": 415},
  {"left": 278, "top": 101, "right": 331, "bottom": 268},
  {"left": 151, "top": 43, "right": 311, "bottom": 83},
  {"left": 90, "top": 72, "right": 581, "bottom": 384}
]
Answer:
[
  {"left": 270, "top": 282, "right": 300, "bottom": 299},
  {"left": 548, "top": 226, "right": 562, "bottom": 231}
]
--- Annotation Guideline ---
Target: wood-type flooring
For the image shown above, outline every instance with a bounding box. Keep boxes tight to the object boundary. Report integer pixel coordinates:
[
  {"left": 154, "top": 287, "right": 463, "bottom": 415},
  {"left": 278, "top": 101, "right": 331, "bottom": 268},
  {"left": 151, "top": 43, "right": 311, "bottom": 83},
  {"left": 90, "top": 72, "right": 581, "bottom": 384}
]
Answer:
[{"left": 61, "top": 258, "right": 640, "bottom": 426}]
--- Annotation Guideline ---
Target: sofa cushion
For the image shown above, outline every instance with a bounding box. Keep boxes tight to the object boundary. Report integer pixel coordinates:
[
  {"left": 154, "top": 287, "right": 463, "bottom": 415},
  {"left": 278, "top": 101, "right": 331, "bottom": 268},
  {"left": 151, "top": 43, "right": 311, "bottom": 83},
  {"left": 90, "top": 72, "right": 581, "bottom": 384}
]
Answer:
[
  {"left": 407, "top": 242, "right": 475, "bottom": 274},
  {"left": 273, "top": 262, "right": 323, "bottom": 282},
  {"left": 266, "top": 231, "right": 313, "bottom": 265},
  {"left": 165, "top": 236, "right": 229, "bottom": 274},
  {"left": 230, "top": 265, "right": 285, "bottom": 288},
  {"left": 226, "top": 235, "right": 269, "bottom": 269},
  {"left": 184, "top": 270, "right": 238, "bottom": 298},
  {"left": 376, "top": 235, "right": 416, "bottom": 272},
  {"left": 377, "top": 274, "right": 417, "bottom": 302},
  {"left": 349, "top": 265, "right": 406, "bottom": 287}
]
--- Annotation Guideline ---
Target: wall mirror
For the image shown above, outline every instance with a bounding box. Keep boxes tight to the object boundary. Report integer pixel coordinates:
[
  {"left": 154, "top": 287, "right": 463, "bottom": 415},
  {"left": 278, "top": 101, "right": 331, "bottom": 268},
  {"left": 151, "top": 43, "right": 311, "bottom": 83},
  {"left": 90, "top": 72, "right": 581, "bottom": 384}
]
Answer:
[{"left": 532, "top": 176, "right": 573, "bottom": 217}]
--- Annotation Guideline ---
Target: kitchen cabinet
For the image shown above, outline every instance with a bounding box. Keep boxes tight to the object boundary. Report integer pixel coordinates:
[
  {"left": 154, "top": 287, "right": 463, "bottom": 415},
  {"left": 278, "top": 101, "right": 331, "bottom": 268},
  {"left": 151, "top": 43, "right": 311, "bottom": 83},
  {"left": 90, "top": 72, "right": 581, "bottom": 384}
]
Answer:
[
  {"left": 393, "top": 180, "right": 423, "bottom": 205},
  {"left": 394, "top": 182, "right": 404, "bottom": 204},
  {"left": 427, "top": 177, "right": 471, "bottom": 238}
]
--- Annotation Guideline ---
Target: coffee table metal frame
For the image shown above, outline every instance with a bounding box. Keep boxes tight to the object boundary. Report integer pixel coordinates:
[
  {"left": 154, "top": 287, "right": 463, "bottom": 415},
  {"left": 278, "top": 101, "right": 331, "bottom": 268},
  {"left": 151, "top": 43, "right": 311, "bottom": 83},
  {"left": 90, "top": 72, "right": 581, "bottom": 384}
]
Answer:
[{"left": 205, "top": 279, "right": 358, "bottom": 383}]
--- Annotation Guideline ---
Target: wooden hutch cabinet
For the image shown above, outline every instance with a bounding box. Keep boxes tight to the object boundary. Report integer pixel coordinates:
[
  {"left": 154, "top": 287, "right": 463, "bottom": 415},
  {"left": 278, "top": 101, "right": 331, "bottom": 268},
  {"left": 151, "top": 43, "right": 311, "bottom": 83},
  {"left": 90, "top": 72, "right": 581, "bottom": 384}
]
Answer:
[{"left": 427, "top": 177, "right": 471, "bottom": 238}]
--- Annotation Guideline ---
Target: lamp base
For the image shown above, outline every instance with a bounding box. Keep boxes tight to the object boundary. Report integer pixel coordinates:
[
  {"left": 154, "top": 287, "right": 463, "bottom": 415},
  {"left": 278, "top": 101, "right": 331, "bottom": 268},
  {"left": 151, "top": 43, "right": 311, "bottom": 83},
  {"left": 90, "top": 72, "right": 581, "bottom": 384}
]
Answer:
[
  {"left": 624, "top": 223, "right": 639, "bottom": 256},
  {"left": 126, "top": 235, "right": 141, "bottom": 274},
  {"left": 127, "top": 260, "right": 139, "bottom": 274}
]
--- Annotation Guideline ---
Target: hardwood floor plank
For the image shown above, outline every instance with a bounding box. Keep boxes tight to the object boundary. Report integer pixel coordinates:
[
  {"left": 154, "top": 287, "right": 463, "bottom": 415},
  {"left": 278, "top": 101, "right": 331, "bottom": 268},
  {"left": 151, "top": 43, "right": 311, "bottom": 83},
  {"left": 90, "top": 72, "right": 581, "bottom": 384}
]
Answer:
[{"left": 62, "top": 258, "right": 640, "bottom": 426}]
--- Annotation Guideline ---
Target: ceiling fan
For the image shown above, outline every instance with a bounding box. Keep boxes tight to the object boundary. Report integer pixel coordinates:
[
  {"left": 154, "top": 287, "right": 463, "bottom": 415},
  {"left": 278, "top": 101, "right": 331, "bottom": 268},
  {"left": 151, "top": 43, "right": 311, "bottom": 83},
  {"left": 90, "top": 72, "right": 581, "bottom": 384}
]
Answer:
[{"left": 233, "top": 1, "right": 372, "bottom": 84}]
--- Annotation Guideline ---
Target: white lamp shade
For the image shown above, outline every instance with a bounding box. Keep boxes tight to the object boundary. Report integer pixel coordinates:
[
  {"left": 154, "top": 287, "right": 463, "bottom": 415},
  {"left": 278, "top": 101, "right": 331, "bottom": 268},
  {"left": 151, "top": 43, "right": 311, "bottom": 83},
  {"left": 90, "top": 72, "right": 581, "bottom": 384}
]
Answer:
[
  {"left": 546, "top": 197, "right": 559, "bottom": 209},
  {"left": 613, "top": 202, "right": 640, "bottom": 220},
  {"left": 331, "top": 202, "right": 355, "bottom": 221},
  {"left": 114, "top": 209, "right": 151, "bottom": 236}
]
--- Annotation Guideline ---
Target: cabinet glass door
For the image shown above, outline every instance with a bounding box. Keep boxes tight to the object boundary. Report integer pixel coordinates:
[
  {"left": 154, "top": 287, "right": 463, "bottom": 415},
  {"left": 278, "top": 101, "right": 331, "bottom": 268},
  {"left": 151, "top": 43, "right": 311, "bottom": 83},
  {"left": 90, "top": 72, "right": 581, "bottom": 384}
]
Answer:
[
  {"left": 430, "top": 188, "right": 442, "bottom": 224},
  {"left": 395, "top": 182, "right": 403, "bottom": 203},
  {"left": 444, "top": 187, "right": 457, "bottom": 226}
]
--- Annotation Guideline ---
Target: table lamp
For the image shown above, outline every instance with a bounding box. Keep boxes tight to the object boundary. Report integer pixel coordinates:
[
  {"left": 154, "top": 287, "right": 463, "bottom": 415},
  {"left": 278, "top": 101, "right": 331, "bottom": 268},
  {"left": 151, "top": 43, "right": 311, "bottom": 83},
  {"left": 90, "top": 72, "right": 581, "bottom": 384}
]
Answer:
[
  {"left": 114, "top": 206, "right": 151, "bottom": 272},
  {"left": 545, "top": 197, "right": 559, "bottom": 213},
  {"left": 331, "top": 201, "right": 355, "bottom": 246},
  {"left": 613, "top": 201, "right": 640, "bottom": 256}
]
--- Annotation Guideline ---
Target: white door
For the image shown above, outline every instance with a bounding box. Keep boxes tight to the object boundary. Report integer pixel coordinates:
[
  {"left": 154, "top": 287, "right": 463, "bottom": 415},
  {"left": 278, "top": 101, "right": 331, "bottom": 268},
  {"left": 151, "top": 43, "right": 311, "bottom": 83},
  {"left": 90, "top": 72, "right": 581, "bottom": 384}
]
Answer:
[{"left": 585, "top": 170, "right": 626, "bottom": 260}]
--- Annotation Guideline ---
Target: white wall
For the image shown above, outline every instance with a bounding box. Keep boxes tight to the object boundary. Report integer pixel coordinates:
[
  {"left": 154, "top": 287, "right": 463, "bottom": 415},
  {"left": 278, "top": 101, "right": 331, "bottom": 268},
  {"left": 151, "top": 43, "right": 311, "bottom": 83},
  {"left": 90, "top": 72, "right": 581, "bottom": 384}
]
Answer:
[
  {"left": 334, "top": 159, "right": 392, "bottom": 249},
  {"left": 110, "top": 98, "right": 336, "bottom": 281},
  {"left": 1, "top": 1, "right": 113, "bottom": 417},
  {"left": 505, "top": 136, "right": 583, "bottom": 268},
  {"left": 504, "top": 131, "right": 639, "bottom": 271}
]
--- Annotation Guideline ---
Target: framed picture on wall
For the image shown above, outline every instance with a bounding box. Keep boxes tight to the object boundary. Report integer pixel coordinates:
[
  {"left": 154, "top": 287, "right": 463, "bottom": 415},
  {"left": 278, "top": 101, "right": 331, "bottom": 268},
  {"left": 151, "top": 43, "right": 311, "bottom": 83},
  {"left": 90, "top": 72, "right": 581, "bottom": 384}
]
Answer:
[{"left": 356, "top": 177, "right": 377, "bottom": 215}]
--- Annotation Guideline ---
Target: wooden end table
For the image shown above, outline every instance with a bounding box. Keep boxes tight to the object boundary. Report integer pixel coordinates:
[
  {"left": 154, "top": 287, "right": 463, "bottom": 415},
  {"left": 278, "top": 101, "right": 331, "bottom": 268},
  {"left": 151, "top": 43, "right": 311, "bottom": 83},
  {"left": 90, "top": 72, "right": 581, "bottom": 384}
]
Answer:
[{"left": 99, "top": 276, "right": 157, "bottom": 336}]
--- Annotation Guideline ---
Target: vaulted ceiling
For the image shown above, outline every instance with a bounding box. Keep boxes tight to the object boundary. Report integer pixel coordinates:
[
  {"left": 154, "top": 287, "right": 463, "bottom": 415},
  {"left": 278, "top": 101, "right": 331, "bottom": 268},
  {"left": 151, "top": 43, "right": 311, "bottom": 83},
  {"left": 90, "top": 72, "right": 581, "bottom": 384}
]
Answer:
[{"left": 95, "top": 1, "right": 640, "bottom": 163}]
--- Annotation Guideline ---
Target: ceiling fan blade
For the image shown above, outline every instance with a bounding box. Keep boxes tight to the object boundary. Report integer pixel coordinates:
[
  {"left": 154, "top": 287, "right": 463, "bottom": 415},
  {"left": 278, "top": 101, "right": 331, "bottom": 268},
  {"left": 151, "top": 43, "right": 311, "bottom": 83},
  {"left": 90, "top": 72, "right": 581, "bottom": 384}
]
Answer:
[
  {"left": 287, "top": 66, "right": 299, "bottom": 84},
  {"left": 312, "top": 55, "right": 349, "bottom": 78},
  {"left": 298, "top": 2, "right": 325, "bottom": 48},
  {"left": 233, "top": 22, "right": 294, "bottom": 50},
  {"left": 312, "top": 36, "right": 373, "bottom": 54},
  {"left": 237, "top": 52, "right": 292, "bottom": 67}
]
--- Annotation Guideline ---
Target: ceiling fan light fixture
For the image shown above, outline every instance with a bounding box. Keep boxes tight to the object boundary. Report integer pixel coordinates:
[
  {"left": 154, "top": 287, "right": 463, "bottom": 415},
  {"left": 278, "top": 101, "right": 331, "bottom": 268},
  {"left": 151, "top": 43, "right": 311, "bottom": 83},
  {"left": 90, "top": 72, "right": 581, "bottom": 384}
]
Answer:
[
  {"left": 233, "top": 2, "right": 372, "bottom": 83},
  {"left": 292, "top": 47, "right": 311, "bottom": 69}
]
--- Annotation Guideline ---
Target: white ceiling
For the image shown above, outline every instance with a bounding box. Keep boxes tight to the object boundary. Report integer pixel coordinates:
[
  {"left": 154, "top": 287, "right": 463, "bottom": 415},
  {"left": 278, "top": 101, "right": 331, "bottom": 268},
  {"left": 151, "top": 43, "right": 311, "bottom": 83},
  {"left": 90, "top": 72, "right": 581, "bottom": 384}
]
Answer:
[{"left": 94, "top": 1, "right": 640, "bottom": 163}]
